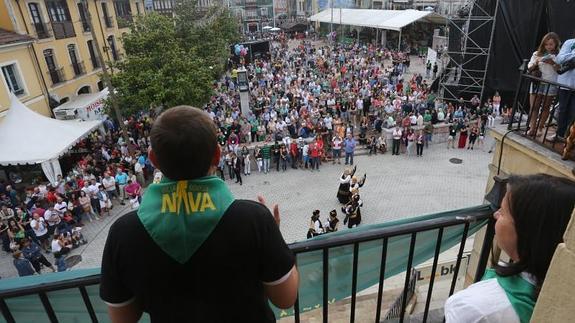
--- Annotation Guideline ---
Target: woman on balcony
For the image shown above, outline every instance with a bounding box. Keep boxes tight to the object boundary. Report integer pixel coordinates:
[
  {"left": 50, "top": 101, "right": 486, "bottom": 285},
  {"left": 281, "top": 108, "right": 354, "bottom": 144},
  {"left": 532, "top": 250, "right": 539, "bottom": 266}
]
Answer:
[
  {"left": 527, "top": 33, "right": 562, "bottom": 137},
  {"left": 445, "top": 174, "right": 575, "bottom": 323}
]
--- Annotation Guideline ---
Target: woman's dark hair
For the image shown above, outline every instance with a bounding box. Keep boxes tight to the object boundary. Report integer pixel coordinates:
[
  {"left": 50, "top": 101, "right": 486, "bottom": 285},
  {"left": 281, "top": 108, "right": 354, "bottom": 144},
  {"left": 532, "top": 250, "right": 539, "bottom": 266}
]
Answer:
[{"left": 494, "top": 174, "right": 575, "bottom": 295}]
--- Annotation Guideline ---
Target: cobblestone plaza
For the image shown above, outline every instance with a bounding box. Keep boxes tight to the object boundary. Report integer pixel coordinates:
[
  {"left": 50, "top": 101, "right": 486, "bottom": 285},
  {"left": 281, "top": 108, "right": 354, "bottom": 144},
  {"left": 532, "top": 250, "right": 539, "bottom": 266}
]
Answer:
[{"left": 0, "top": 139, "right": 493, "bottom": 278}]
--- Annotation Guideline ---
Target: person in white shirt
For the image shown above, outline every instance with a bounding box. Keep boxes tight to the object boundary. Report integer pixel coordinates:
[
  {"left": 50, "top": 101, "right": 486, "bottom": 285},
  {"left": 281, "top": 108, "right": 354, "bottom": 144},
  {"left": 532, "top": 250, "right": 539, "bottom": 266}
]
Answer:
[
  {"left": 134, "top": 161, "right": 145, "bottom": 186},
  {"left": 445, "top": 174, "right": 575, "bottom": 323},
  {"left": 30, "top": 213, "right": 49, "bottom": 250},
  {"left": 43, "top": 206, "right": 61, "bottom": 235},
  {"left": 101, "top": 172, "right": 117, "bottom": 201},
  {"left": 331, "top": 135, "right": 343, "bottom": 164},
  {"left": 54, "top": 198, "right": 68, "bottom": 217},
  {"left": 392, "top": 126, "right": 402, "bottom": 155}
]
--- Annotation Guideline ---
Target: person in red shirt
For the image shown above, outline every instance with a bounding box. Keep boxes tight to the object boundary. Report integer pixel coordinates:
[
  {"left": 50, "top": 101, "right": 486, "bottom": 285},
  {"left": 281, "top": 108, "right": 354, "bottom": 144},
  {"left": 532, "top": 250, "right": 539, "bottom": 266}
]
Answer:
[
  {"left": 310, "top": 142, "right": 320, "bottom": 171},
  {"left": 289, "top": 141, "right": 299, "bottom": 169},
  {"left": 46, "top": 188, "right": 58, "bottom": 204}
]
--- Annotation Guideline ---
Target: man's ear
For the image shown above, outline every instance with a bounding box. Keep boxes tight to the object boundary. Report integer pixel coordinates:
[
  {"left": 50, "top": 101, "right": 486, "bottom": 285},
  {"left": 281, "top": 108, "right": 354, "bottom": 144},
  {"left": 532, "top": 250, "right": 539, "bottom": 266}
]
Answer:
[
  {"left": 211, "top": 145, "right": 221, "bottom": 167},
  {"left": 148, "top": 147, "right": 158, "bottom": 169}
]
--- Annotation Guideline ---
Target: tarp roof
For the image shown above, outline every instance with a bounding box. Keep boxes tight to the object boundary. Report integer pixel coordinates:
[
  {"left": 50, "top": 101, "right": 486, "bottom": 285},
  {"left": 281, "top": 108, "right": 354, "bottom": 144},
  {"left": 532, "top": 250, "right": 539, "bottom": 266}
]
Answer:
[
  {"left": 0, "top": 95, "right": 102, "bottom": 165},
  {"left": 308, "top": 9, "right": 446, "bottom": 31},
  {"left": 53, "top": 88, "right": 108, "bottom": 113}
]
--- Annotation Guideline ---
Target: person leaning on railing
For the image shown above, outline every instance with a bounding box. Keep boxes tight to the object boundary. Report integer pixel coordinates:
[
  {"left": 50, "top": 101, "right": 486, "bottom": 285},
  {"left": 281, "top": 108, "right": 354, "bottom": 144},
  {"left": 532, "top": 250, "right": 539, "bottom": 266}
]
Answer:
[
  {"left": 100, "top": 106, "right": 299, "bottom": 323},
  {"left": 554, "top": 31, "right": 575, "bottom": 141},
  {"left": 527, "top": 32, "right": 561, "bottom": 137},
  {"left": 444, "top": 174, "right": 575, "bottom": 323}
]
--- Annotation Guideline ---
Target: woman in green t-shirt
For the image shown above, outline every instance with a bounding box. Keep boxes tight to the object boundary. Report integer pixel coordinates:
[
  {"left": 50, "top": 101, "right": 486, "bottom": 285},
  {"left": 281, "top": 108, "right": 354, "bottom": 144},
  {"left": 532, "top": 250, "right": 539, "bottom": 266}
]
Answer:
[{"left": 445, "top": 174, "right": 575, "bottom": 323}]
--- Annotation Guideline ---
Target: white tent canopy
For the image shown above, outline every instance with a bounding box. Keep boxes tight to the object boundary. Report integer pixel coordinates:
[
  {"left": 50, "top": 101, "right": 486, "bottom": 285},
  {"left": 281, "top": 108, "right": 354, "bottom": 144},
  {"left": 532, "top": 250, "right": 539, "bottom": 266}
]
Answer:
[
  {"left": 308, "top": 9, "right": 446, "bottom": 32},
  {"left": 0, "top": 95, "right": 102, "bottom": 183}
]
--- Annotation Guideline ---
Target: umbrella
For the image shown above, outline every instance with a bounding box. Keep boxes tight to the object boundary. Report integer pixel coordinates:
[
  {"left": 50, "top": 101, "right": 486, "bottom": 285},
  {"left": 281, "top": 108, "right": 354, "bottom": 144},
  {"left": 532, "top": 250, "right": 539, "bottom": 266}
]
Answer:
[
  {"left": 271, "top": 27, "right": 281, "bottom": 32},
  {"left": 262, "top": 26, "right": 273, "bottom": 30}
]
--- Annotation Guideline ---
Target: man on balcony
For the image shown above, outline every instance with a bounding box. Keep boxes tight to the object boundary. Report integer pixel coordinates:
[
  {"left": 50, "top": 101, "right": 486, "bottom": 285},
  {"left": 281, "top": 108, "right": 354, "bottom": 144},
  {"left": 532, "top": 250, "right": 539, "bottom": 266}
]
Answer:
[
  {"left": 555, "top": 32, "right": 575, "bottom": 140},
  {"left": 100, "top": 106, "right": 298, "bottom": 322}
]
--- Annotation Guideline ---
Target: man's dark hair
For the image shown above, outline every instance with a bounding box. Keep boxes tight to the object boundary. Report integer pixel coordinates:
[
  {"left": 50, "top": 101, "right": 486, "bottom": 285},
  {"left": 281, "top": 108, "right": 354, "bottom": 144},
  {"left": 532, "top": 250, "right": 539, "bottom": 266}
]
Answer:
[
  {"left": 493, "top": 174, "right": 575, "bottom": 296},
  {"left": 150, "top": 106, "right": 217, "bottom": 180}
]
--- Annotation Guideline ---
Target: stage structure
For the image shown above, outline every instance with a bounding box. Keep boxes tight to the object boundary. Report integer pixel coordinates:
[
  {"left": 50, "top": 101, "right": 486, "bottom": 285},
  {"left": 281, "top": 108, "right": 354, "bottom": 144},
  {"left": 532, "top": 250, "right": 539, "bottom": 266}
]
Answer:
[{"left": 438, "top": 0, "right": 499, "bottom": 104}]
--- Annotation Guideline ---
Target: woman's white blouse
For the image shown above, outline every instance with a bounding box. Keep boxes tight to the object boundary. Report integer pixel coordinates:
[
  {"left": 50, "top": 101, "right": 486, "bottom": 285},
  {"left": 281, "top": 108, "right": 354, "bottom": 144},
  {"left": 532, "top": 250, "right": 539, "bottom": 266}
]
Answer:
[{"left": 444, "top": 278, "right": 520, "bottom": 323}]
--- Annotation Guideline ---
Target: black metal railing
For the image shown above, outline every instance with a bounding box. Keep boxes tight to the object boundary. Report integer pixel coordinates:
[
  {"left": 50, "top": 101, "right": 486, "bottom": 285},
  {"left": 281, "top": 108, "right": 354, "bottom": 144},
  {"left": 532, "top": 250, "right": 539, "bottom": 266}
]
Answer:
[
  {"left": 0, "top": 178, "right": 506, "bottom": 323},
  {"left": 31, "top": 22, "right": 51, "bottom": 39},
  {"left": 48, "top": 67, "right": 65, "bottom": 86},
  {"left": 104, "top": 16, "right": 114, "bottom": 28},
  {"left": 507, "top": 59, "right": 575, "bottom": 157},
  {"left": 51, "top": 21, "right": 75, "bottom": 39},
  {"left": 71, "top": 61, "right": 86, "bottom": 77},
  {"left": 288, "top": 206, "right": 496, "bottom": 323},
  {"left": 81, "top": 20, "right": 91, "bottom": 32}
]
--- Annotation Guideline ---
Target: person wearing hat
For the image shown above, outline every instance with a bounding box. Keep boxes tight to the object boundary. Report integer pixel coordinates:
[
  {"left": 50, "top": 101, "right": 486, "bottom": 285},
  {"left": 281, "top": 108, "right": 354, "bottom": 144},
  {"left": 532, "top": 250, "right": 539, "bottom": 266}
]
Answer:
[
  {"left": 13, "top": 250, "right": 35, "bottom": 277},
  {"left": 100, "top": 106, "right": 298, "bottom": 322},
  {"left": 325, "top": 210, "right": 340, "bottom": 233},
  {"left": 307, "top": 210, "right": 324, "bottom": 239}
]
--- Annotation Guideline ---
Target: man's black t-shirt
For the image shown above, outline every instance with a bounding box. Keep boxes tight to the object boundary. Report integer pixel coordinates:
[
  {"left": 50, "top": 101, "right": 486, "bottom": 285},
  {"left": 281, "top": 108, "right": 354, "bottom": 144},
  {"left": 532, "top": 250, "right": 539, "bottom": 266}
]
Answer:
[{"left": 100, "top": 200, "right": 294, "bottom": 322}]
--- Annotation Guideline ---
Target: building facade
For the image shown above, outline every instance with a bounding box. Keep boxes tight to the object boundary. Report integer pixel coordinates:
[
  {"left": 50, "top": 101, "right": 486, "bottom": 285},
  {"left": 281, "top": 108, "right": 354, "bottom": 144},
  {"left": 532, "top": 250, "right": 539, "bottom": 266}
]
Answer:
[{"left": 0, "top": 0, "right": 142, "bottom": 117}]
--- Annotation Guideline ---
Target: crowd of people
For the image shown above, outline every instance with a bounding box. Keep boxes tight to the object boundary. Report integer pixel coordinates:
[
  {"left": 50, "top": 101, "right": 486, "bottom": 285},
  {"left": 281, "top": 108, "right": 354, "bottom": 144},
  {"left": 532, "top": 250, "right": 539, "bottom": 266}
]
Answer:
[
  {"left": 0, "top": 113, "right": 158, "bottom": 276},
  {"left": 206, "top": 38, "right": 499, "bottom": 188},
  {"left": 0, "top": 35, "right": 506, "bottom": 277}
]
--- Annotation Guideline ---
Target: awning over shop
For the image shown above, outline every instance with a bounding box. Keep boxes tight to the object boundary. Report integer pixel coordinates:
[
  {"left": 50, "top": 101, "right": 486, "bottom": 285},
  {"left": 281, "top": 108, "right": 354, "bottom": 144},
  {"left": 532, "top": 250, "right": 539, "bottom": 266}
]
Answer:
[
  {"left": 52, "top": 88, "right": 109, "bottom": 121},
  {"left": 308, "top": 9, "right": 446, "bottom": 31},
  {"left": 0, "top": 95, "right": 102, "bottom": 183}
]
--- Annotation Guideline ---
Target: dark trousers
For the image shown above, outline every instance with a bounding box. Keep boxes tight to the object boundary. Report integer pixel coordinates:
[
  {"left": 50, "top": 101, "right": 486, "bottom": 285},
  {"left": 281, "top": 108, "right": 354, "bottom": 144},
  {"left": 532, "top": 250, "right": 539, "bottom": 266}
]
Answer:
[
  {"left": 90, "top": 198, "right": 100, "bottom": 214},
  {"left": 557, "top": 89, "right": 575, "bottom": 137},
  {"left": 416, "top": 143, "right": 424, "bottom": 156},
  {"left": 228, "top": 165, "right": 235, "bottom": 179},
  {"left": 392, "top": 139, "right": 400, "bottom": 155},
  {"left": 234, "top": 170, "right": 242, "bottom": 184},
  {"left": 30, "top": 255, "right": 52, "bottom": 273}
]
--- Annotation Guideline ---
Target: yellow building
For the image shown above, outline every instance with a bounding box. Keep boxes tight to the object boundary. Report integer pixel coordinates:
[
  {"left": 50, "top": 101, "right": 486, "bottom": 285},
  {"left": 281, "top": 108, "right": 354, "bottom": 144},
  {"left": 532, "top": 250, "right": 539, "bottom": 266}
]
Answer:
[
  {"left": 0, "top": 29, "right": 51, "bottom": 115},
  {"left": 0, "top": 0, "right": 143, "bottom": 117}
]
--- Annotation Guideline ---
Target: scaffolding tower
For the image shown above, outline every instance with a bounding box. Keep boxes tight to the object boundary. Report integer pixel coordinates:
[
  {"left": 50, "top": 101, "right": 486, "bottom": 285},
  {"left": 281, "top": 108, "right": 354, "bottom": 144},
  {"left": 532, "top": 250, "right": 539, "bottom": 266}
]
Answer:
[{"left": 438, "top": 0, "right": 499, "bottom": 104}]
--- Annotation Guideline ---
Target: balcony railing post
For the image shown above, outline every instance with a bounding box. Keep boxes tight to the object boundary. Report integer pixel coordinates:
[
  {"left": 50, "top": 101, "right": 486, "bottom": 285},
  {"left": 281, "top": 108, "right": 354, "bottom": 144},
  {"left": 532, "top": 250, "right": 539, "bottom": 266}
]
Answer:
[
  {"left": 422, "top": 227, "right": 444, "bottom": 322},
  {"left": 399, "top": 233, "right": 417, "bottom": 323},
  {"left": 509, "top": 59, "right": 529, "bottom": 130},
  {"left": 0, "top": 298, "right": 15, "bottom": 323},
  {"left": 322, "top": 248, "right": 329, "bottom": 323},
  {"left": 374, "top": 237, "right": 388, "bottom": 323}
]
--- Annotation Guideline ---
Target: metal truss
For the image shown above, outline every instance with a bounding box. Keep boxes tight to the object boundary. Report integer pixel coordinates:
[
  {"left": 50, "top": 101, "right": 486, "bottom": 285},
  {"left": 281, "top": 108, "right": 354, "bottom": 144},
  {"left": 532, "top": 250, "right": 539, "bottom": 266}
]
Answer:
[{"left": 438, "top": 0, "right": 499, "bottom": 104}]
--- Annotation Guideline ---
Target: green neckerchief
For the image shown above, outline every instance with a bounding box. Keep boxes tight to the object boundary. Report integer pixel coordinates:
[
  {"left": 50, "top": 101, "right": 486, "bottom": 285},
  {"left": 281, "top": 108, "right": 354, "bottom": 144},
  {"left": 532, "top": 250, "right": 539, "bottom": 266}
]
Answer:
[
  {"left": 483, "top": 269, "right": 536, "bottom": 323},
  {"left": 137, "top": 176, "right": 234, "bottom": 264}
]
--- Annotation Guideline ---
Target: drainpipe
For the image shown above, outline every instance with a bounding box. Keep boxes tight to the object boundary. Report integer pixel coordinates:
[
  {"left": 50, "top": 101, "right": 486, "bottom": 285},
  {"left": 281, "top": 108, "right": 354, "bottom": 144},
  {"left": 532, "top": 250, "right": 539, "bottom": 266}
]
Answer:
[
  {"left": 14, "top": 0, "right": 54, "bottom": 117},
  {"left": 94, "top": 0, "right": 112, "bottom": 62}
]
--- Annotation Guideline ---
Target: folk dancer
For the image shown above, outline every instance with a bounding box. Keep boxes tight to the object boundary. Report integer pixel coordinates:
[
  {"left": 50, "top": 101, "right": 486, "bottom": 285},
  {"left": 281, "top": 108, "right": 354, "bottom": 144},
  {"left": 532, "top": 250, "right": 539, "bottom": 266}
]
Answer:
[
  {"left": 337, "top": 166, "right": 356, "bottom": 204},
  {"left": 342, "top": 192, "right": 363, "bottom": 229},
  {"left": 307, "top": 210, "right": 324, "bottom": 239},
  {"left": 324, "top": 209, "right": 340, "bottom": 233}
]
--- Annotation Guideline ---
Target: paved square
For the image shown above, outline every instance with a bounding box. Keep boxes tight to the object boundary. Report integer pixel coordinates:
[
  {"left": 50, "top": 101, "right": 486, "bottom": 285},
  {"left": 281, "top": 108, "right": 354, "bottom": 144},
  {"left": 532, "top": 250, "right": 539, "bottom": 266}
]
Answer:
[{"left": 0, "top": 138, "right": 494, "bottom": 279}]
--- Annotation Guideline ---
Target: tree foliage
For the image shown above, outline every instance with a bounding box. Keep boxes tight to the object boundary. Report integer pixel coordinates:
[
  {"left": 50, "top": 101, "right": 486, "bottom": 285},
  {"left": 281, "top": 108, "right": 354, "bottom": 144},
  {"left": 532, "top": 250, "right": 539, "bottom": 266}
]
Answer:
[{"left": 110, "top": 4, "right": 239, "bottom": 115}]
